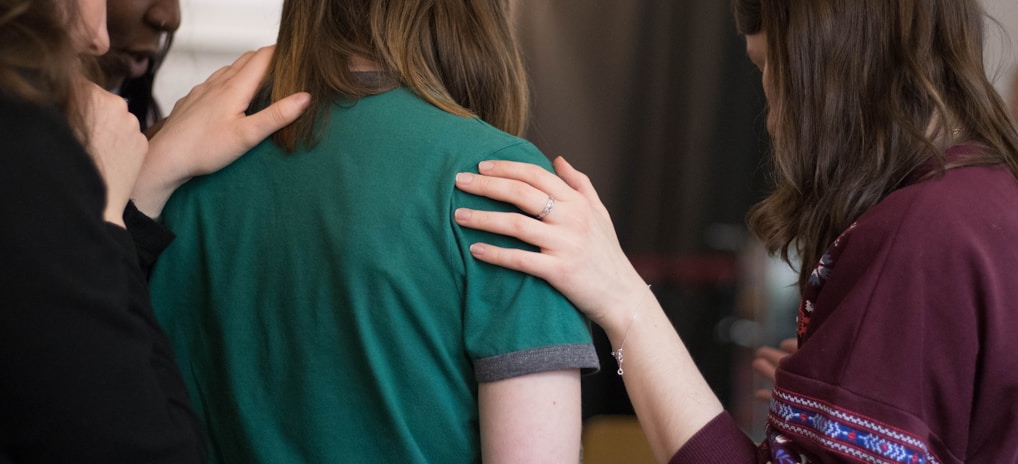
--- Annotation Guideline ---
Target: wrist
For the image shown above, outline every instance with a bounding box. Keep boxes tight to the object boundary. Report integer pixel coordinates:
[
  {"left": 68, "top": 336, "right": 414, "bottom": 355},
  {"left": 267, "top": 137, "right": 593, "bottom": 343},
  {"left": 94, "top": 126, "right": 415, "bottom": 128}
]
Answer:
[
  {"left": 599, "top": 281, "right": 656, "bottom": 343},
  {"left": 132, "top": 145, "right": 190, "bottom": 218},
  {"left": 104, "top": 204, "right": 127, "bottom": 228}
]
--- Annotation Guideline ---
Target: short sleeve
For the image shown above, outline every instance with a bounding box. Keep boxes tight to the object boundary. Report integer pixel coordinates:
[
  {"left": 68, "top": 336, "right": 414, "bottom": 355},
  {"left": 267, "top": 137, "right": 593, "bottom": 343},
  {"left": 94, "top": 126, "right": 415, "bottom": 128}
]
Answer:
[{"left": 452, "top": 140, "right": 599, "bottom": 382}]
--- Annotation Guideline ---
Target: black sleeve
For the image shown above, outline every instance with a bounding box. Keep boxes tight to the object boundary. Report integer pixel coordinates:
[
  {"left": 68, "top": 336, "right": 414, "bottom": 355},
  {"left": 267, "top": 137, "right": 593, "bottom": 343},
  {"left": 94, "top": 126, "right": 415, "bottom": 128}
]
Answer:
[
  {"left": 123, "top": 200, "right": 176, "bottom": 278},
  {"left": 0, "top": 97, "right": 205, "bottom": 463}
]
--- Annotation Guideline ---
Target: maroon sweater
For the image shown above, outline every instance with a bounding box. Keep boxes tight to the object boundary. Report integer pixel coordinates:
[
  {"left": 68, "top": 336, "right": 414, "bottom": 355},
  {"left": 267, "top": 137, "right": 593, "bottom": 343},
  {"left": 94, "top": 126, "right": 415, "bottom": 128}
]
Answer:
[{"left": 674, "top": 148, "right": 1018, "bottom": 463}]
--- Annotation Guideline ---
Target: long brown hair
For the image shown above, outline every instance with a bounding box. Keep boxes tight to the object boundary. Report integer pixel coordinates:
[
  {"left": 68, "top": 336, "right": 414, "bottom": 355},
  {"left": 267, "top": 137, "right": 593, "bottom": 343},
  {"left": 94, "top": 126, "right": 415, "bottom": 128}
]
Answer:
[
  {"left": 0, "top": 0, "right": 90, "bottom": 137},
  {"left": 734, "top": 0, "right": 1018, "bottom": 288},
  {"left": 268, "top": 0, "right": 530, "bottom": 152}
]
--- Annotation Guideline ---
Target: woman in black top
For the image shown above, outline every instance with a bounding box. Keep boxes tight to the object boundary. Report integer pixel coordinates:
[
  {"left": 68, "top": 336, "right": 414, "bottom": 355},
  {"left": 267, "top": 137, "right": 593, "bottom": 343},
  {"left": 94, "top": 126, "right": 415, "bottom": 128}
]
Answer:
[{"left": 0, "top": 0, "right": 309, "bottom": 461}]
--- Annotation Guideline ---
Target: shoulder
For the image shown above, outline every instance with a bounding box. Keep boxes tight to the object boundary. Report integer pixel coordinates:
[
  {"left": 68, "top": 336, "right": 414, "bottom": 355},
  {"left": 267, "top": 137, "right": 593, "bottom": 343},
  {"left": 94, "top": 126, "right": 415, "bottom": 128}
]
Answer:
[
  {"left": 851, "top": 163, "right": 1018, "bottom": 255},
  {"left": 816, "top": 163, "right": 1018, "bottom": 302},
  {"left": 804, "top": 162, "right": 1018, "bottom": 335},
  {"left": 1, "top": 95, "right": 80, "bottom": 150},
  {"left": 0, "top": 95, "right": 102, "bottom": 200},
  {"left": 801, "top": 163, "right": 1018, "bottom": 330}
]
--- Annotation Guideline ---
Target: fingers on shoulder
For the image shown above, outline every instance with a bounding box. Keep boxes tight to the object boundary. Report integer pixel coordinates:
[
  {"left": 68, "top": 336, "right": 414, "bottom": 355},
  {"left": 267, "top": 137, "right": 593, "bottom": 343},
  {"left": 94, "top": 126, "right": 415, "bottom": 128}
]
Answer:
[
  {"left": 241, "top": 95, "right": 307, "bottom": 144},
  {"left": 480, "top": 159, "right": 551, "bottom": 182},
  {"left": 472, "top": 243, "right": 551, "bottom": 277}
]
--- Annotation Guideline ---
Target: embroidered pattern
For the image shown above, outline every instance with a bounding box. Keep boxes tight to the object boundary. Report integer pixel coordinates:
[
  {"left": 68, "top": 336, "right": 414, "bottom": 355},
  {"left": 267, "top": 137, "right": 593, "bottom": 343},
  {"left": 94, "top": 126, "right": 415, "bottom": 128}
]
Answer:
[
  {"left": 796, "top": 300, "right": 814, "bottom": 338},
  {"left": 798, "top": 222, "right": 858, "bottom": 339},
  {"left": 808, "top": 252, "right": 834, "bottom": 287},
  {"left": 766, "top": 433, "right": 816, "bottom": 464},
  {"left": 768, "top": 389, "right": 940, "bottom": 464}
]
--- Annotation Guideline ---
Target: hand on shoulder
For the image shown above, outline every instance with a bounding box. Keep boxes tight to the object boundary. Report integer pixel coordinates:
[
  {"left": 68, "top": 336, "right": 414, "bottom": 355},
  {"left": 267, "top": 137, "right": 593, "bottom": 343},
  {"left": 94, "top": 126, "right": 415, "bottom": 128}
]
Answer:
[
  {"left": 133, "top": 45, "right": 311, "bottom": 218},
  {"left": 453, "top": 156, "right": 650, "bottom": 332}
]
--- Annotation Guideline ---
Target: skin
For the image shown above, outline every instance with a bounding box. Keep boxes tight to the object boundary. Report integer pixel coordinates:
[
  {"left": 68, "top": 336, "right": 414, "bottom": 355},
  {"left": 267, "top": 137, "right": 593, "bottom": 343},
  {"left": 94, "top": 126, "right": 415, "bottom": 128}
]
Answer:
[
  {"left": 479, "top": 370, "right": 583, "bottom": 463},
  {"left": 103, "top": 0, "right": 180, "bottom": 90},
  {"left": 84, "top": 84, "right": 149, "bottom": 226},
  {"left": 78, "top": 0, "right": 111, "bottom": 55},
  {"left": 745, "top": 31, "right": 773, "bottom": 133}
]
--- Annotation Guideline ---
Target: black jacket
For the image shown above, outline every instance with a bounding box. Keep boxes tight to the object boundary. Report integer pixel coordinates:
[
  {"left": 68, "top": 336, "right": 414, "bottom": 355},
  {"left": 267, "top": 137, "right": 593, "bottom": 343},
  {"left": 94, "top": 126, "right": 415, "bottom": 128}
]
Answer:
[{"left": 0, "top": 95, "right": 205, "bottom": 463}]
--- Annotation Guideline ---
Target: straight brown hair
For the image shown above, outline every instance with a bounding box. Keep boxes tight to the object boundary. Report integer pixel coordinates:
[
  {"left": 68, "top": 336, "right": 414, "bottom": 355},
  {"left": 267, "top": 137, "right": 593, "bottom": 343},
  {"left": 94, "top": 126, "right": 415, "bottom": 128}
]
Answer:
[
  {"left": 268, "top": 0, "right": 530, "bottom": 152},
  {"left": 734, "top": 0, "right": 1018, "bottom": 288},
  {"left": 0, "top": 0, "right": 91, "bottom": 139}
]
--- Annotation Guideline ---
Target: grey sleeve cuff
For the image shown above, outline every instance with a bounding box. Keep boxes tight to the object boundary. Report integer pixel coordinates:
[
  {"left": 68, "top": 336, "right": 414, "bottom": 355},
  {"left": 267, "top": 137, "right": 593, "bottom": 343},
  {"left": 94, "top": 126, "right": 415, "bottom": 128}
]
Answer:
[{"left": 474, "top": 343, "right": 600, "bottom": 382}]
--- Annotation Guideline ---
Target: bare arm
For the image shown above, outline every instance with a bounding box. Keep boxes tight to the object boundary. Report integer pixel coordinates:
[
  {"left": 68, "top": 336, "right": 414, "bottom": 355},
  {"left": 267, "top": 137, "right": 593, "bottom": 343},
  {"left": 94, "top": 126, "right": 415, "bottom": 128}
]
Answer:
[
  {"left": 133, "top": 46, "right": 310, "bottom": 218},
  {"left": 455, "top": 157, "right": 725, "bottom": 462},
  {"left": 478, "top": 369, "right": 583, "bottom": 464}
]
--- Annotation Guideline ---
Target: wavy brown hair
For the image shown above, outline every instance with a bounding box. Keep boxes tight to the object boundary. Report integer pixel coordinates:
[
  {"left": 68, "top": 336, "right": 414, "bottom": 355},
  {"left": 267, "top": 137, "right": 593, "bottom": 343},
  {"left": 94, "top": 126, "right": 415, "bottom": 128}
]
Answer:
[
  {"left": 734, "top": 0, "right": 1018, "bottom": 288},
  {"left": 268, "top": 0, "right": 530, "bottom": 152},
  {"left": 0, "top": 0, "right": 91, "bottom": 137}
]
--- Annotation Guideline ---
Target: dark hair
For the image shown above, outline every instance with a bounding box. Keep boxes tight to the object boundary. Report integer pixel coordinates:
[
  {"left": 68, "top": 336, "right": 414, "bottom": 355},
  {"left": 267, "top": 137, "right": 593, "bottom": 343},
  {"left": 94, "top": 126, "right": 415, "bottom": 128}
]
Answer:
[
  {"left": 733, "top": 0, "right": 1018, "bottom": 288},
  {"left": 268, "top": 0, "right": 530, "bottom": 152},
  {"left": 0, "top": 0, "right": 90, "bottom": 137}
]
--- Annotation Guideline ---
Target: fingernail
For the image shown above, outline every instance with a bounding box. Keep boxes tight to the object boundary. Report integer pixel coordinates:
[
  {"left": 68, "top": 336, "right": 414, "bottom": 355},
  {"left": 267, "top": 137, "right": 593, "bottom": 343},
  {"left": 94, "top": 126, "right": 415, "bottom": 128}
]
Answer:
[
  {"left": 294, "top": 92, "right": 311, "bottom": 108},
  {"left": 478, "top": 161, "right": 493, "bottom": 172},
  {"left": 456, "top": 172, "right": 474, "bottom": 184},
  {"left": 469, "top": 243, "right": 487, "bottom": 255},
  {"left": 454, "top": 209, "right": 472, "bottom": 220}
]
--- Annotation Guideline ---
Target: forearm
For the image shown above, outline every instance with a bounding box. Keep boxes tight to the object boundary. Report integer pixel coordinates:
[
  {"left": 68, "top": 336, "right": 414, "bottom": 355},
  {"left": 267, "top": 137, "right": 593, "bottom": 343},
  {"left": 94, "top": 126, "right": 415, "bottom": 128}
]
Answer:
[{"left": 601, "top": 286, "right": 725, "bottom": 463}]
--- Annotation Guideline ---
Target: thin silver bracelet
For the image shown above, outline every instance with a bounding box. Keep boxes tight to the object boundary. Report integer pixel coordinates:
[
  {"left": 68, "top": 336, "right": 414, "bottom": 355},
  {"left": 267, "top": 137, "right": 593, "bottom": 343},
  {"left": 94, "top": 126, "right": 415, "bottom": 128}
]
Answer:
[{"left": 610, "top": 312, "right": 637, "bottom": 376}]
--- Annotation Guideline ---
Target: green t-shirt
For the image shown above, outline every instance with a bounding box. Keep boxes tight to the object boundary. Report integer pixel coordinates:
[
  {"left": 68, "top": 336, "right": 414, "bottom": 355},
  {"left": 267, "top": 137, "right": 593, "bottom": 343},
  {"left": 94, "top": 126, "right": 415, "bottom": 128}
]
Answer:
[{"left": 149, "top": 87, "right": 598, "bottom": 463}]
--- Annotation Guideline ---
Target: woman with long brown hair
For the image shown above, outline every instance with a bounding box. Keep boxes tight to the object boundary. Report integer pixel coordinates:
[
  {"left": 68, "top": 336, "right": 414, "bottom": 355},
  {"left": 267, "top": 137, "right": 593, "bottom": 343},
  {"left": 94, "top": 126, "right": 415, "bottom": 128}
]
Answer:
[
  {"left": 453, "top": 0, "right": 1018, "bottom": 462},
  {"left": 149, "top": 0, "right": 598, "bottom": 462}
]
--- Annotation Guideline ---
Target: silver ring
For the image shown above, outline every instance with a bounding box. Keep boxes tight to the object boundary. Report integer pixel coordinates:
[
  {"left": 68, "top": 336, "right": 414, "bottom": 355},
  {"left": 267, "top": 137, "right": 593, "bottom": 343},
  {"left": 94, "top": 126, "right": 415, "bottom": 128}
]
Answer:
[{"left": 536, "top": 196, "right": 554, "bottom": 221}]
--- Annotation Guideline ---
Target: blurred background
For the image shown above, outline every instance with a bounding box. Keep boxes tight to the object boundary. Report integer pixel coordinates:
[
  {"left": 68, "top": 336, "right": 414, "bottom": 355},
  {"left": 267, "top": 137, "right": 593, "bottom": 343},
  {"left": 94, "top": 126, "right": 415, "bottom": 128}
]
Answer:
[{"left": 156, "top": 0, "right": 1018, "bottom": 459}]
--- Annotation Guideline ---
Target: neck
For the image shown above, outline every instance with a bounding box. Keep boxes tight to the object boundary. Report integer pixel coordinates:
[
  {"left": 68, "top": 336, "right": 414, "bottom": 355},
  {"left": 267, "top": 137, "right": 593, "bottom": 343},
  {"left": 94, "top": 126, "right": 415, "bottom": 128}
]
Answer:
[{"left": 349, "top": 54, "right": 381, "bottom": 72}]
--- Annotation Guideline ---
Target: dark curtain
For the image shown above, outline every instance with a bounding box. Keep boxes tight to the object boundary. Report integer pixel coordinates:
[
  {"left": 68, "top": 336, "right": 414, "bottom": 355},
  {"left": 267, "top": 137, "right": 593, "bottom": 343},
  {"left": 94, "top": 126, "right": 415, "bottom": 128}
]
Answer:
[{"left": 515, "top": 1, "right": 771, "bottom": 419}]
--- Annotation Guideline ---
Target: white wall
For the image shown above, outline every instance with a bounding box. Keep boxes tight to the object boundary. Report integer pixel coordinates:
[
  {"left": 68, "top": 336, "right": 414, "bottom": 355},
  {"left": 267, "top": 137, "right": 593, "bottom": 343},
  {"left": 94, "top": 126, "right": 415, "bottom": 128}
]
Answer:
[
  {"left": 982, "top": 0, "right": 1018, "bottom": 101},
  {"left": 153, "top": 0, "right": 283, "bottom": 107}
]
